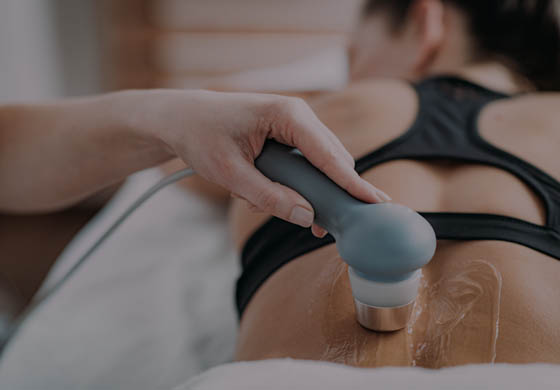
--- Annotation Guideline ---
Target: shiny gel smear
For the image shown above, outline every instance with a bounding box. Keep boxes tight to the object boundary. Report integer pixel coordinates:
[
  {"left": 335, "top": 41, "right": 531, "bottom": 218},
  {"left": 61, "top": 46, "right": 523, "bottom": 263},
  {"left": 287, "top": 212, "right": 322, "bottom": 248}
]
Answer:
[{"left": 408, "top": 260, "right": 503, "bottom": 368}]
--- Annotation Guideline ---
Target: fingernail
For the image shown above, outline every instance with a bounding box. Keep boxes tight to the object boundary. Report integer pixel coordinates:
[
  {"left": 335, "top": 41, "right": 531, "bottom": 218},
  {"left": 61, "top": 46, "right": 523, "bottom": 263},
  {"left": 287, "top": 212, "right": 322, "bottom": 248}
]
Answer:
[
  {"left": 290, "top": 206, "right": 314, "bottom": 227},
  {"left": 313, "top": 225, "right": 328, "bottom": 238},
  {"left": 376, "top": 189, "right": 392, "bottom": 202}
]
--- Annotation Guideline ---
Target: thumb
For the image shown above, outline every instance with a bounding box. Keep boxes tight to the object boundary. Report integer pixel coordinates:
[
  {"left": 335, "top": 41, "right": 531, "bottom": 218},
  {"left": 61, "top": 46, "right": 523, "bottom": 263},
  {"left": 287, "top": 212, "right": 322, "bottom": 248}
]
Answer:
[{"left": 230, "top": 159, "right": 315, "bottom": 227}]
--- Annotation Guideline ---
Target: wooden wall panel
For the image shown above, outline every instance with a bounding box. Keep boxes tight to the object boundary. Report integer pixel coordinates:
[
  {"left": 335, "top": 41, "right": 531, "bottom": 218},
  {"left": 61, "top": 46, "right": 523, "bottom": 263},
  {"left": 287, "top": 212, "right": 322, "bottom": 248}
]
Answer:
[
  {"left": 98, "top": 0, "right": 154, "bottom": 89},
  {"left": 154, "top": 32, "right": 347, "bottom": 74},
  {"left": 151, "top": 0, "right": 364, "bottom": 32},
  {"left": 99, "top": 0, "right": 363, "bottom": 91}
]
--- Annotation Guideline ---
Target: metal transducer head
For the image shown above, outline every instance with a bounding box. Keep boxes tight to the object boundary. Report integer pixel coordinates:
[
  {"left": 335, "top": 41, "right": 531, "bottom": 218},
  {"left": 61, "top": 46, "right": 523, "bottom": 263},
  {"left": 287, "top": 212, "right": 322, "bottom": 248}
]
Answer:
[{"left": 256, "top": 141, "right": 436, "bottom": 331}]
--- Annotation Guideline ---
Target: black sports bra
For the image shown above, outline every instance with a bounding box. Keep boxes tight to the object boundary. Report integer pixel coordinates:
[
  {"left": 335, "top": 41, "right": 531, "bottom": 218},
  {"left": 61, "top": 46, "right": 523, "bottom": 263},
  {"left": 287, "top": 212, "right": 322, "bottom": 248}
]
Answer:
[{"left": 236, "top": 76, "right": 560, "bottom": 317}]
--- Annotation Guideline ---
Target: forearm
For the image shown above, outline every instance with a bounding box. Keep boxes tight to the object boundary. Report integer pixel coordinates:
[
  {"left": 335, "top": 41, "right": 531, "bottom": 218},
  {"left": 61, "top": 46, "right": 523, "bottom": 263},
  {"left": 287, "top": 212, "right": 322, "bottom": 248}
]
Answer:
[
  {"left": 0, "top": 88, "right": 384, "bottom": 229},
  {"left": 0, "top": 91, "right": 172, "bottom": 213}
]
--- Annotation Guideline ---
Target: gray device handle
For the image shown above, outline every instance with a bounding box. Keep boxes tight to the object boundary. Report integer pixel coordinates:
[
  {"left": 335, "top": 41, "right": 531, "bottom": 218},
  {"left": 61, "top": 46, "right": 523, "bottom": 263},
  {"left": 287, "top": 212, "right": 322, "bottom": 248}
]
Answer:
[
  {"left": 255, "top": 141, "right": 361, "bottom": 236},
  {"left": 255, "top": 140, "right": 437, "bottom": 282}
]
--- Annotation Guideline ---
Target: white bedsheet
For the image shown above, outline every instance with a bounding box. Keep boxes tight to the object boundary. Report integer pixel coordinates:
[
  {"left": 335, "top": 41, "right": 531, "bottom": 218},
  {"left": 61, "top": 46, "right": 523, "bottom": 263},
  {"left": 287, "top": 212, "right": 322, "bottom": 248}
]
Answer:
[
  {"left": 179, "top": 359, "right": 560, "bottom": 390},
  {"left": 0, "top": 168, "right": 239, "bottom": 390}
]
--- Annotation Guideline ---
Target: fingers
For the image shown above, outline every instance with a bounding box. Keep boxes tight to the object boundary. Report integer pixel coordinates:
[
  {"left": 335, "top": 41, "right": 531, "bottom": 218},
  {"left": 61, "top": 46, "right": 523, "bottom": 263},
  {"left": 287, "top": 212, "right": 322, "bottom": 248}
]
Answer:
[
  {"left": 235, "top": 191, "right": 329, "bottom": 238},
  {"left": 230, "top": 158, "right": 315, "bottom": 228},
  {"left": 312, "top": 224, "right": 328, "bottom": 238},
  {"left": 270, "top": 98, "right": 391, "bottom": 204},
  {"left": 234, "top": 184, "right": 328, "bottom": 239}
]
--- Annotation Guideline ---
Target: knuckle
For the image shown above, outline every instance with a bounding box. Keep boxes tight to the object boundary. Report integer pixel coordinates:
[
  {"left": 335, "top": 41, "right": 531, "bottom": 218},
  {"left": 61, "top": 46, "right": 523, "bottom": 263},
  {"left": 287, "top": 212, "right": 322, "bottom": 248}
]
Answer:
[
  {"left": 336, "top": 171, "right": 355, "bottom": 191},
  {"left": 261, "top": 98, "right": 291, "bottom": 126},
  {"left": 275, "top": 97, "right": 306, "bottom": 117},
  {"left": 315, "top": 150, "right": 338, "bottom": 172},
  {"left": 288, "top": 96, "right": 306, "bottom": 108},
  {"left": 265, "top": 97, "right": 313, "bottom": 146},
  {"left": 266, "top": 97, "right": 289, "bottom": 115},
  {"left": 246, "top": 201, "right": 261, "bottom": 213},
  {"left": 255, "top": 187, "right": 279, "bottom": 213}
]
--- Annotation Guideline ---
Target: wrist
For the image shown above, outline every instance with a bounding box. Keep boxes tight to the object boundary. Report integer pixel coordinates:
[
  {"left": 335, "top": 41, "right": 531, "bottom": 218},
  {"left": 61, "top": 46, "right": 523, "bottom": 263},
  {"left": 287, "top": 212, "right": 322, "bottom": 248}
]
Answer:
[{"left": 107, "top": 89, "right": 177, "bottom": 161}]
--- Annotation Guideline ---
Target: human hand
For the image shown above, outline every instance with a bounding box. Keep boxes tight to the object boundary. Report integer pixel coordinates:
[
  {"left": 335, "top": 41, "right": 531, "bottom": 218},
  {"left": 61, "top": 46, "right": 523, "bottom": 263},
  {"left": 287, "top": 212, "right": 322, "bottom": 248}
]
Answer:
[{"left": 140, "top": 90, "right": 391, "bottom": 237}]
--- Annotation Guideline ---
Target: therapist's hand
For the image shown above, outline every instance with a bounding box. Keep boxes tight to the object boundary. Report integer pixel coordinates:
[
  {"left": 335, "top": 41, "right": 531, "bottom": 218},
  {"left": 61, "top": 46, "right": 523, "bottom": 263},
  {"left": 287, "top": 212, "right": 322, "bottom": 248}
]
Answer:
[{"left": 138, "top": 90, "right": 390, "bottom": 236}]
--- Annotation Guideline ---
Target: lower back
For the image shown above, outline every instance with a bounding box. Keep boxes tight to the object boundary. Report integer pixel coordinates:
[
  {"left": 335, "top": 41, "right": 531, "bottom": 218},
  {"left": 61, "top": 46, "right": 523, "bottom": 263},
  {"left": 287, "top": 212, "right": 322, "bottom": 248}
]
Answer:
[{"left": 235, "top": 240, "right": 560, "bottom": 366}]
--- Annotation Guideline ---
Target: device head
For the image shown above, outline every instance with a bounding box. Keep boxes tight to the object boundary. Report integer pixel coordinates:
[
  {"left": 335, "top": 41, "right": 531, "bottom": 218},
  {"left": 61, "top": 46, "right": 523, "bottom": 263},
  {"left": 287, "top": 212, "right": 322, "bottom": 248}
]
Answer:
[
  {"left": 336, "top": 203, "right": 436, "bottom": 281},
  {"left": 335, "top": 203, "right": 436, "bottom": 331}
]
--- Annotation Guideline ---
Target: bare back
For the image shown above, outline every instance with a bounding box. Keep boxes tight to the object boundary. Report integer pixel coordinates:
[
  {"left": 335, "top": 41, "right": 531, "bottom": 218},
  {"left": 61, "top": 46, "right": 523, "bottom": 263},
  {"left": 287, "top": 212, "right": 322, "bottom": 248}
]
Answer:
[{"left": 231, "top": 79, "right": 560, "bottom": 367}]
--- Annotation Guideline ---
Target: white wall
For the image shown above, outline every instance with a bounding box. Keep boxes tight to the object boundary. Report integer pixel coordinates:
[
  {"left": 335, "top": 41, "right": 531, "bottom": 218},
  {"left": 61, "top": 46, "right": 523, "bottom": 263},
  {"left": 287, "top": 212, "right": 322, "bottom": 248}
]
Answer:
[
  {"left": 0, "top": 0, "right": 101, "bottom": 103},
  {"left": 50, "top": 0, "right": 102, "bottom": 97},
  {"left": 0, "top": 0, "right": 62, "bottom": 102}
]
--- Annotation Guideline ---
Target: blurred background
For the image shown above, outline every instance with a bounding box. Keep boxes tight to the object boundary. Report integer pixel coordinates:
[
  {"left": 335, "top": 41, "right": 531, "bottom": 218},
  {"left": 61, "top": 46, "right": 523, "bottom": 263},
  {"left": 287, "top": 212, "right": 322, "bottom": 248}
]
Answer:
[
  {"left": 0, "top": 0, "right": 101, "bottom": 102},
  {"left": 0, "top": 0, "right": 363, "bottom": 102},
  {"left": 0, "top": 0, "right": 363, "bottom": 360}
]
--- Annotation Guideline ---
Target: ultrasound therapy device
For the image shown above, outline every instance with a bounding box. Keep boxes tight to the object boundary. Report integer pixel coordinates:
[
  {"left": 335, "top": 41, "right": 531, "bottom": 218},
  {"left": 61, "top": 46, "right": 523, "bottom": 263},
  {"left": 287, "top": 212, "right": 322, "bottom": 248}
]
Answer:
[{"left": 256, "top": 141, "right": 437, "bottom": 331}]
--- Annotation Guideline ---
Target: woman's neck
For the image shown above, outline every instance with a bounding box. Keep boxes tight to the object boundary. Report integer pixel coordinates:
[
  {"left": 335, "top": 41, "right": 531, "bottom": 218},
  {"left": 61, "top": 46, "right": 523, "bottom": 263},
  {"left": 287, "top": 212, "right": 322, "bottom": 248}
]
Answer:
[{"left": 453, "top": 62, "right": 536, "bottom": 95}]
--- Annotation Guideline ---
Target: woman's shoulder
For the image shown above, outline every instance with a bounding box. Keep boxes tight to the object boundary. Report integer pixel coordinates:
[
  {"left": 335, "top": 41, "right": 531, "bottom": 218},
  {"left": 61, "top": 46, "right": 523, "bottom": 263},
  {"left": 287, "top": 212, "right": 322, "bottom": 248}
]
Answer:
[
  {"left": 478, "top": 91, "right": 560, "bottom": 180},
  {"left": 508, "top": 92, "right": 560, "bottom": 124},
  {"left": 481, "top": 92, "right": 560, "bottom": 137},
  {"left": 307, "top": 78, "right": 419, "bottom": 152}
]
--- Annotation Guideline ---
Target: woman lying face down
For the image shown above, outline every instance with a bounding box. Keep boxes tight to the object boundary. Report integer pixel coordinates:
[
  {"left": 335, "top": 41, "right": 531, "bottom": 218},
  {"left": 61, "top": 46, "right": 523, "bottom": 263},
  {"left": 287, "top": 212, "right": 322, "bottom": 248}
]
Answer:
[{"left": 194, "top": 0, "right": 560, "bottom": 367}]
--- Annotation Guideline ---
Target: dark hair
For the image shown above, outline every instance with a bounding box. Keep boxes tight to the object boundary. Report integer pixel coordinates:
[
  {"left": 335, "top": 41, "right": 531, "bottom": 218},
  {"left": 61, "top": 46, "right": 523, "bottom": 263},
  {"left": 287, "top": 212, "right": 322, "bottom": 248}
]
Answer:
[{"left": 364, "top": 0, "right": 560, "bottom": 91}]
